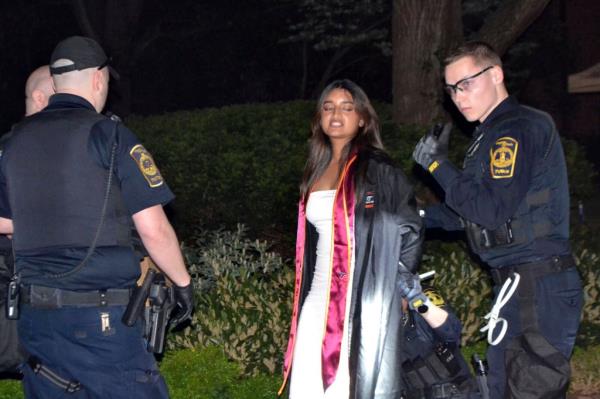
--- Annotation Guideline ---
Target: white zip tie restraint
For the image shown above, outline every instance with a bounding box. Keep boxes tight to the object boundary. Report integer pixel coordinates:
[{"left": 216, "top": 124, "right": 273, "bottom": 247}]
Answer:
[
  {"left": 418, "top": 270, "right": 435, "bottom": 281},
  {"left": 480, "top": 272, "right": 520, "bottom": 345}
]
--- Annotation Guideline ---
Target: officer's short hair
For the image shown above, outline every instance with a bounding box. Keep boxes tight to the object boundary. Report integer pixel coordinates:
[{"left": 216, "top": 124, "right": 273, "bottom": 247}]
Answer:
[
  {"left": 51, "top": 59, "right": 75, "bottom": 69},
  {"left": 444, "top": 41, "right": 502, "bottom": 68},
  {"left": 51, "top": 59, "right": 96, "bottom": 91}
]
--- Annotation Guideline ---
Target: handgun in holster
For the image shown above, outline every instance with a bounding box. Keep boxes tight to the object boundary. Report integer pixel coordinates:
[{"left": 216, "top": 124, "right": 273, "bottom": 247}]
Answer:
[
  {"left": 122, "top": 268, "right": 156, "bottom": 327},
  {"left": 122, "top": 269, "right": 175, "bottom": 354},
  {"left": 146, "top": 274, "right": 175, "bottom": 354}
]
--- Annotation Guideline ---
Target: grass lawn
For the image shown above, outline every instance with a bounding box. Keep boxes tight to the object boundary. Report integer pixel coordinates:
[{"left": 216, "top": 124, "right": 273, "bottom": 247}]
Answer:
[{"left": 0, "top": 345, "right": 597, "bottom": 398}]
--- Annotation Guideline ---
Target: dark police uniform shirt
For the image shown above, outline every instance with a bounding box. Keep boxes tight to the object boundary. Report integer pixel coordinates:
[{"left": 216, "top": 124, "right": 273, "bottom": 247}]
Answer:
[
  {"left": 0, "top": 94, "right": 174, "bottom": 290},
  {"left": 424, "top": 96, "right": 571, "bottom": 268}
]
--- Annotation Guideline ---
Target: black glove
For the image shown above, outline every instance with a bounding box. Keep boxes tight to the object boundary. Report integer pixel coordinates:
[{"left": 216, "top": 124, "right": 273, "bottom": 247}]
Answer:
[
  {"left": 412, "top": 123, "right": 452, "bottom": 171},
  {"left": 397, "top": 261, "right": 430, "bottom": 312},
  {"left": 171, "top": 282, "right": 194, "bottom": 326}
]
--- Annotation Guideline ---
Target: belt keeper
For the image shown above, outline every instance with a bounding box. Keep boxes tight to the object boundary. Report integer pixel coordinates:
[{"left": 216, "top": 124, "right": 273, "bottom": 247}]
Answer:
[
  {"left": 66, "top": 381, "right": 81, "bottom": 393},
  {"left": 99, "top": 290, "right": 107, "bottom": 307}
]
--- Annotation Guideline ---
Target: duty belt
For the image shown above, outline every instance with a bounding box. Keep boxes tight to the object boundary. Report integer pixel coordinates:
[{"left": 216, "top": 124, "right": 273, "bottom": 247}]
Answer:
[
  {"left": 20, "top": 285, "right": 131, "bottom": 309},
  {"left": 490, "top": 255, "right": 575, "bottom": 287},
  {"left": 404, "top": 381, "right": 471, "bottom": 399}
]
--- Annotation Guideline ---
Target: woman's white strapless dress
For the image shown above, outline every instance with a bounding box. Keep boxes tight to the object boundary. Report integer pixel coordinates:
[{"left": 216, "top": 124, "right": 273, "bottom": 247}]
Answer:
[{"left": 289, "top": 190, "right": 353, "bottom": 399}]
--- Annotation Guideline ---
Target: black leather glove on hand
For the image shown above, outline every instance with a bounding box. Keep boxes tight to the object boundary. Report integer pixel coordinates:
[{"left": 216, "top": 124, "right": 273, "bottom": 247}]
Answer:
[
  {"left": 397, "top": 262, "right": 430, "bottom": 312},
  {"left": 171, "top": 283, "right": 194, "bottom": 326},
  {"left": 412, "top": 123, "right": 452, "bottom": 171}
]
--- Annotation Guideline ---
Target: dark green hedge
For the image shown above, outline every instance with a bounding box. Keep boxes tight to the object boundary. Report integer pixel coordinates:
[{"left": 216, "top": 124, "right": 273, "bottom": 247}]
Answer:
[
  {"left": 127, "top": 102, "right": 312, "bottom": 237},
  {"left": 127, "top": 101, "right": 597, "bottom": 238}
]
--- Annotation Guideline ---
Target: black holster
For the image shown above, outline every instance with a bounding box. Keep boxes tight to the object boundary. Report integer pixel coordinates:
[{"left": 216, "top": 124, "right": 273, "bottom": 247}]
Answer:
[
  {"left": 402, "top": 343, "right": 464, "bottom": 398},
  {"left": 465, "top": 219, "right": 513, "bottom": 252},
  {"left": 503, "top": 264, "right": 573, "bottom": 398}
]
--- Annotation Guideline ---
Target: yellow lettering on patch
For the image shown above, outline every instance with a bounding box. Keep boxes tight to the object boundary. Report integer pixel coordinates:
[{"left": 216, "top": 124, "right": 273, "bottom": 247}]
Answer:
[
  {"left": 424, "top": 288, "right": 445, "bottom": 307},
  {"left": 428, "top": 160, "right": 440, "bottom": 173},
  {"left": 490, "top": 137, "right": 518, "bottom": 179},
  {"left": 129, "top": 144, "right": 164, "bottom": 188}
]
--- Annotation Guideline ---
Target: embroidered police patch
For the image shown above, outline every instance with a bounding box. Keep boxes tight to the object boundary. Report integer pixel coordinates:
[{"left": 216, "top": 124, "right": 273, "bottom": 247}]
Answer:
[
  {"left": 423, "top": 288, "right": 445, "bottom": 307},
  {"left": 129, "top": 144, "right": 164, "bottom": 187},
  {"left": 490, "top": 137, "right": 518, "bottom": 179}
]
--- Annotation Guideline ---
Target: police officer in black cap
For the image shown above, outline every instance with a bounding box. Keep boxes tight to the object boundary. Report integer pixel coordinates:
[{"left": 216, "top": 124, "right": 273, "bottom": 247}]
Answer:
[
  {"left": 0, "top": 35, "right": 193, "bottom": 398},
  {"left": 412, "top": 41, "right": 582, "bottom": 398}
]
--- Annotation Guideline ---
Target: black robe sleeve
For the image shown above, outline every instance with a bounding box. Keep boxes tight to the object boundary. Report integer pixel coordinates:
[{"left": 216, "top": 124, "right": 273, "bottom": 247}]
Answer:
[{"left": 384, "top": 163, "right": 423, "bottom": 273}]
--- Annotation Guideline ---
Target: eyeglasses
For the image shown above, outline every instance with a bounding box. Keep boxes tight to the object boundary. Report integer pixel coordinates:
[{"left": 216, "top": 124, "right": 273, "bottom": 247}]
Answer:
[{"left": 444, "top": 66, "right": 493, "bottom": 96}]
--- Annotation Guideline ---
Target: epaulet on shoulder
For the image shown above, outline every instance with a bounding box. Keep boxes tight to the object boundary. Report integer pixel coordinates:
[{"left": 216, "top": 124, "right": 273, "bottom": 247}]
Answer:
[
  {"left": 104, "top": 111, "right": 122, "bottom": 123},
  {"left": 495, "top": 105, "right": 553, "bottom": 131}
]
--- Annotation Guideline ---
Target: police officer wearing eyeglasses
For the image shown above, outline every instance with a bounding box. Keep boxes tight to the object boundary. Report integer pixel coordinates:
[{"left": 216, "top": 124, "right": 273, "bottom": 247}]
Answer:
[
  {"left": 412, "top": 41, "right": 583, "bottom": 398},
  {"left": 0, "top": 36, "right": 193, "bottom": 398}
]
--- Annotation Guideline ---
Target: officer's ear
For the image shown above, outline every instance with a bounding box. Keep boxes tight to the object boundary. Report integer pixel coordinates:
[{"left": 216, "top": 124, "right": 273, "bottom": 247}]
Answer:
[
  {"left": 92, "top": 69, "right": 102, "bottom": 91},
  {"left": 491, "top": 65, "right": 504, "bottom": 85},
  {"left": 31, "top": 90, "right": 45, "bottom": 108}
]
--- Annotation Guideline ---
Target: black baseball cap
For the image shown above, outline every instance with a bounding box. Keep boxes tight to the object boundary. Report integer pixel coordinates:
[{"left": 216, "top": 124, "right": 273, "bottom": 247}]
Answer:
[{"left": 49, "top": 36, "right": 120, "bottom": 80}]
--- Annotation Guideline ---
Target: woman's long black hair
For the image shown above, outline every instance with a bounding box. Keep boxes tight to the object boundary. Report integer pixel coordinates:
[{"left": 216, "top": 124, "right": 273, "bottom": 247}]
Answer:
[{"left": 299, "top": 79, "right": 387, "bottom": 202}]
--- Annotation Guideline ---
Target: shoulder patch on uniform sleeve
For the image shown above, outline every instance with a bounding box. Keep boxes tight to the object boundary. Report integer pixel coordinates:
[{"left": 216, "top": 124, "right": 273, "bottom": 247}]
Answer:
[
  {"left": 490, "top": 136, "right": 519, "bottom": 179},
  {"left": 129, "top": 144, "right": 164, "bottom": 188},
  {"left": 423, "top": 287, "right": 445, "bottom": 307}
]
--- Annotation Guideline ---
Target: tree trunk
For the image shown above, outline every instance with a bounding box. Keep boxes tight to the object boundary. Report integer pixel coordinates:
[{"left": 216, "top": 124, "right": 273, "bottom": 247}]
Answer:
[
  {"left": 474, "top": 0, "right": 552, "bottom": 56},
  {"left": 391, "top": 0, "right": 551, "bottom": 126},
  {"left": 391, "top": 0, "right": 462, "bottom": 125}
]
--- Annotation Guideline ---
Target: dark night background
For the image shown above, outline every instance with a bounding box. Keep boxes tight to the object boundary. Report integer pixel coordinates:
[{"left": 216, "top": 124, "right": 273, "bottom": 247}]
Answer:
[{"left": 0, "top": 0, "right": 598, "bottom": 161}]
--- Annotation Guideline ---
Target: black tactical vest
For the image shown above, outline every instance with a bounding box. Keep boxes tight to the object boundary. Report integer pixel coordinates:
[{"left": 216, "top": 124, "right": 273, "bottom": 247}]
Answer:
[{"left": 4, "top": 108, "right": 130, "bottom": 251}]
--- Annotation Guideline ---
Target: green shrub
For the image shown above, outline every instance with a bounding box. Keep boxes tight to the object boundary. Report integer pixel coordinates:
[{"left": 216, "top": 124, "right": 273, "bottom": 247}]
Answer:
[
  {"left": 170, "top": 225, "right": 294, "bottom": 376},
  {"left": 170, "top": 222, "right": 599, "bottom": 375},
  {"left": 127, "top": 102, "right": 313, "bottom": 236},
  {"left": 420, "top": 239, "right": 600, "bottom": 346},
  {"left": 420, "top": 241, "right": 492, "bottom": 346},
  {"left": 126, "top": 101, "right": 597, "bottom": 239},
  {"left": 160, "top": 346, "right": 280, "bottom": 399}
]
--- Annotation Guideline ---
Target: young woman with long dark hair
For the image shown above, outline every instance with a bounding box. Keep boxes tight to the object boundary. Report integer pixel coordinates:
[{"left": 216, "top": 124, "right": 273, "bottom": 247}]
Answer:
[{"left": 280, "top": 80, "right": 423, "bottom": 398}]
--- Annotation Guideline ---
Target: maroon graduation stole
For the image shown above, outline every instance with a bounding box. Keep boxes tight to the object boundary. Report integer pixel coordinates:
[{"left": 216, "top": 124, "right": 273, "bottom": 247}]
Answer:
[{"left": 280, "top": 154, "right": 357, "bottom": 394}]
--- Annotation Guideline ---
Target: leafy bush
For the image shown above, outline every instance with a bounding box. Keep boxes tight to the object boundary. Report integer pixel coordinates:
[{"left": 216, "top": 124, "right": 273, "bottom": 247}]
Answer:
[
  {"left": 127, "top": 101, "right": 597, "bottom": 239},
  {"left": 422, "top": 239, "right": 600, "bottom": 346},
  {"left": 419, "top": 241, "right": 493, "bottom": 346},
  {"left": 127, "top": 102, "right": 313, "bottom": 237},
  {"left": 169, "top": 220, "right": 599, "bottom": 376},
  {"left": 169, "top": 225, "right": 294, "bottom": 376}
]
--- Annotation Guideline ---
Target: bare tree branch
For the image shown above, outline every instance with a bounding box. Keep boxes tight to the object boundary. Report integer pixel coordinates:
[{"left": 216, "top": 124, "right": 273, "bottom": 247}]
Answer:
[
  {"left": 474, "top": 0, "right": 551, "bottom": 56},
  {"left": 311, "top": 46, "right": 352, "bottom": 98}
]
